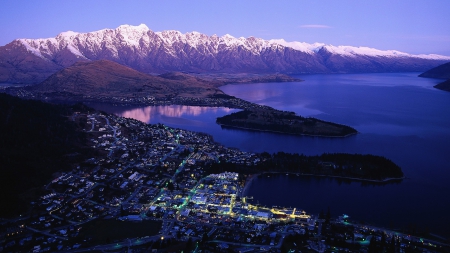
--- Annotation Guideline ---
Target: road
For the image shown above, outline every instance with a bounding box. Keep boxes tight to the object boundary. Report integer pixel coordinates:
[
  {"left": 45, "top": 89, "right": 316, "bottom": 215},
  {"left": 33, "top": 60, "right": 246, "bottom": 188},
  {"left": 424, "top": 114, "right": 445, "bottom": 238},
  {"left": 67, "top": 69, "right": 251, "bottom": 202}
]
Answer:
[
  {"left": 68, "top": 235, "right": 173, "bottom": 252},
  {"left": 26, "top": 226, "right": 68, "bottom": 241}
]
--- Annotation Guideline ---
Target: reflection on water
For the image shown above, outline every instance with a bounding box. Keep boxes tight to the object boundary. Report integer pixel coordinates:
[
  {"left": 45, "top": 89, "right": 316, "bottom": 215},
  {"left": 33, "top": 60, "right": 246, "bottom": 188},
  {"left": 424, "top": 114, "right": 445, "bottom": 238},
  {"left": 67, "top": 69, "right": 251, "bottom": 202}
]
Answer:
[
  {"left": 236, "top": 86, "right": 283, "bottom": 103},
  {"left": 115, "top": 105, "right": 234, "bottom": 124},
  {"left": 87, "top": 73, "right": 450, "bottom": 236},
  {"left": 87, "top": 103, "right": 239, "bottom": 136}
]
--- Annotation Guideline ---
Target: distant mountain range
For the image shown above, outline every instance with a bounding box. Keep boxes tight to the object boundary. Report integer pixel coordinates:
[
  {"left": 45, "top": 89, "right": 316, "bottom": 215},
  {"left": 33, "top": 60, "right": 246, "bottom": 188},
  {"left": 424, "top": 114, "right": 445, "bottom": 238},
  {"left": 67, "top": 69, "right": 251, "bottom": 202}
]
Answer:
[
  {"left": 419, "top": 62, "right": 450, "bottom": 92},
  {"left": 1, "top": 24, "right": 450, "bottom": 84}
]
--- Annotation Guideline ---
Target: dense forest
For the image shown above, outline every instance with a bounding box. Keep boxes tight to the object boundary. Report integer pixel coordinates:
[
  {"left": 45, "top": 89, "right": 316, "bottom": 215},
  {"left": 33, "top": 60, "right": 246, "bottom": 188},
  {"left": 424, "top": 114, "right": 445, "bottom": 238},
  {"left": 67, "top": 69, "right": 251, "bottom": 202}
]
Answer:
[
  {"left": 216, "top": 109, "right": 357, "bottom": 137},
  {"left": 0, "top": 93, "right": 92, "bottom": 217},
  {"left": 207, "top": 152, "right": 403, "bottom": 181}
]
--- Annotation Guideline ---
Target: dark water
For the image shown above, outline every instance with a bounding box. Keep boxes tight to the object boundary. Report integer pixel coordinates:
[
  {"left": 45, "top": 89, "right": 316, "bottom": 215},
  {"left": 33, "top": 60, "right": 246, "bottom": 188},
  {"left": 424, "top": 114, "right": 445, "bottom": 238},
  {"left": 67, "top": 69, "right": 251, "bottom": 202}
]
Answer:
[{"left": 89, "top": 72, "right": 450, "bottom": 236}]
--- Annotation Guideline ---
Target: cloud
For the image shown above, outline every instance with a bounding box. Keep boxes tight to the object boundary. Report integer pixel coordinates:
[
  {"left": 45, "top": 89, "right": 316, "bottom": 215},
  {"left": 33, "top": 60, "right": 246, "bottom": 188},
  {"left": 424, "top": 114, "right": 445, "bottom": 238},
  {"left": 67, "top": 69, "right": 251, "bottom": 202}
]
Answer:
[{"left": 300, "top": 25, "right": 332, "bottom": 29}]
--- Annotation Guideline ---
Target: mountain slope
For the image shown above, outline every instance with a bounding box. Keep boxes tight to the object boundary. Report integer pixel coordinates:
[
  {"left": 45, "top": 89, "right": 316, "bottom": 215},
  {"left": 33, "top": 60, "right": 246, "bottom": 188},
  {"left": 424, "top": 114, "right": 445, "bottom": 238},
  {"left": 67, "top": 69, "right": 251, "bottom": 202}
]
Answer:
[
  {"left": 30, "top": 60, "right": 224, "bottom": 98},
  {"left": 419, "top": 61, "right": 450, "bottom": 79},
  {"left": 1, "top": 24, "right": 449, "bottom": 83},
  {"left": 419, "top": 62, "right": 450, "bottom": 92}
]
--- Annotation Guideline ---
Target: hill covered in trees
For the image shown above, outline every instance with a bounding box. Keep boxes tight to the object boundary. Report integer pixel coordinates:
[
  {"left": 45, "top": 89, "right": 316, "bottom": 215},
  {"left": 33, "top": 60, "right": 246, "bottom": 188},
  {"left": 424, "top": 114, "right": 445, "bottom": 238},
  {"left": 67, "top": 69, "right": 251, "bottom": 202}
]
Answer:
[
  {"left": 0, "top": 93, "right": 93, "bottom": 216},
  {"left": 216, "top": 109, "right": 357, "bottom": 137},
  {"left": 209, "top": 152, "right": 404, "bottom": 182}
]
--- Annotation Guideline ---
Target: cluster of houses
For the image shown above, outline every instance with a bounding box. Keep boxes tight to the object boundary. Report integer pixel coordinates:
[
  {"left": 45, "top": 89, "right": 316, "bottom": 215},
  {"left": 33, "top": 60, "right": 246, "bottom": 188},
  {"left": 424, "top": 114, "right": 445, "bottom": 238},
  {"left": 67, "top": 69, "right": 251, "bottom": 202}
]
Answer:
[{"left": 2, "top": 111, "right": 448, "bottom": 252}]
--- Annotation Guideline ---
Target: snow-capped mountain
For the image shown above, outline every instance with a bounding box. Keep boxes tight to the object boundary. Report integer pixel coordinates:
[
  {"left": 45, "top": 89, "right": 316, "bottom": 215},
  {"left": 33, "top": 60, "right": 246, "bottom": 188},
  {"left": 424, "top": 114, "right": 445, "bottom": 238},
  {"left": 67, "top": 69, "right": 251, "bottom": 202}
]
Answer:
[{"left": 1, "top": 24, "right": 449, "bottom": 84}]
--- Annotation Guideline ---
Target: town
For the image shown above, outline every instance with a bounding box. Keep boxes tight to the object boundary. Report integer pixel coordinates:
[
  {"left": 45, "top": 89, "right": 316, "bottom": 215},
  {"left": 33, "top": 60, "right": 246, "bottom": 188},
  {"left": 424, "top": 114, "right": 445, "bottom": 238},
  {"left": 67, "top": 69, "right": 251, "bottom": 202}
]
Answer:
[
  {"left": 2, "top": 87, "right": 273, "bottom": 111},
  {"left": 0, "top": 111, "right": 448, "bottom": 253}
]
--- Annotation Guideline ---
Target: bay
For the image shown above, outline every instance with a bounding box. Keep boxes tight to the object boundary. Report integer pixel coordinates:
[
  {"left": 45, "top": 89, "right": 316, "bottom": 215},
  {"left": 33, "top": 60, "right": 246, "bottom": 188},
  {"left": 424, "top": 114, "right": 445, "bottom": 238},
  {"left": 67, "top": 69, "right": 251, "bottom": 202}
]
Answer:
[{"left": 89, "top": 72, "right": 450, "bottom": 237}]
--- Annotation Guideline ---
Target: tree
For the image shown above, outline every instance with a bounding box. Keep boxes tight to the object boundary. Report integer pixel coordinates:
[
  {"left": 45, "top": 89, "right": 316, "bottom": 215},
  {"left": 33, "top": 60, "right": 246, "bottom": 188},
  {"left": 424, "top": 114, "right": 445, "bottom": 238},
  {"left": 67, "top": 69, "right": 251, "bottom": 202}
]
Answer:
[
  {"left": 319, "top": 209, "right": 325, "bottom": 219},
  {"left": 201, "top": 232, "right": 209, "bottom": 244},
  {"left": 368, "top": 236, "right": 378, "bottom": 253},
  {"left": 388, "top": 236, "right": 397, "bottom": 253},
  {"left": 167, "top": 181, "right": 174, "bottom": 191},
  {"left": 326, "top": 207, "right": 331, "bottom": 224},
  {"left": 185, "top": 237, "right": 193, "bottom": 252},
  {"left": 120, "top": 204, "right": 125, "bottom": 216},
  {"left": 381, "top": 232, "right": 387, "bottom": 251}
]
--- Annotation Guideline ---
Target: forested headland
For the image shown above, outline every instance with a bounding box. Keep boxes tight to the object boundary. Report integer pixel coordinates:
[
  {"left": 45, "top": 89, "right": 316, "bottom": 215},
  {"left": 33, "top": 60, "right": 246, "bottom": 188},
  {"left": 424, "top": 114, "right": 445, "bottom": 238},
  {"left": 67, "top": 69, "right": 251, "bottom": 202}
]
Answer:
[
  {"left": 216, "top": 109, "right": 357, "bottom": 137},
  {"left": 0, "top": 94, "right": 93, "bottom": 216},
  {"left": 207, "top": 152, "right": 404, "bottom": 182}
]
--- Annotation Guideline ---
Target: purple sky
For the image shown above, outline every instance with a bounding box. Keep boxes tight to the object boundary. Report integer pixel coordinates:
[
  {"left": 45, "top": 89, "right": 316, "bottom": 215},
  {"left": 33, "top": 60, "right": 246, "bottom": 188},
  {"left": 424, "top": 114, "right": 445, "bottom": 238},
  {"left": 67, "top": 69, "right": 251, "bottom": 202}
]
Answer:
[{"left": 1, "top": 0, "right": 449, "bottom": 55}]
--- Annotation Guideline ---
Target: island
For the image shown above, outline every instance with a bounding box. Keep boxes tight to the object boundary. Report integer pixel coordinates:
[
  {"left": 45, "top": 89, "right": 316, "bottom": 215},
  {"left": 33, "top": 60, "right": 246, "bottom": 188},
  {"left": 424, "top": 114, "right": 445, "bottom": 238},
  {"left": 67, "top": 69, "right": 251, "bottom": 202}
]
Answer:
[{"left": 216, "top": 108, "right": 357, "bottom": 137}]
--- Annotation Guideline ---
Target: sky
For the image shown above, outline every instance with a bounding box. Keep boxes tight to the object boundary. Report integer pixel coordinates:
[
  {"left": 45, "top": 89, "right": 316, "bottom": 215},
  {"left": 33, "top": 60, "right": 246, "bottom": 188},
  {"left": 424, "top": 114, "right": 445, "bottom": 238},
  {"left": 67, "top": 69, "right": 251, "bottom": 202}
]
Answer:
[{"left": 1, "top": 0, "right": 449, "bottom": 55}]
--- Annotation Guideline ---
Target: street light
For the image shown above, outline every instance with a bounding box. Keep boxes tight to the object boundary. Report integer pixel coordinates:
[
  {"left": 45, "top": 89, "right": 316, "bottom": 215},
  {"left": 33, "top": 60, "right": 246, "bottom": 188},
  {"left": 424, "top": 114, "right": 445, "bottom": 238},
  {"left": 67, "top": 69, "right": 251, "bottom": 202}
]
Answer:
[{"left": 159, "top": 236, "right": 164, "bottom": 248}]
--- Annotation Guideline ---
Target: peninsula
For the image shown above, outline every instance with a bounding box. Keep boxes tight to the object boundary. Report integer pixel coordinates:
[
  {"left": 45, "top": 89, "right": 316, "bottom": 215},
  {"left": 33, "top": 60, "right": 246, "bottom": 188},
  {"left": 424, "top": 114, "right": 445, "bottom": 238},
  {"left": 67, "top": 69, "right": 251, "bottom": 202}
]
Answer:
[
  {"left": 2, "top": 60, "right": 358, "bottom": 138},
  {"left": 216, "top": 109, "right": 357, "bottom": 137},
  {"left": 1, "top": 93, "right": 432, "bottom": 253},
  {"left": 419, "top": 61, "right": 450, "bottom": 92}
]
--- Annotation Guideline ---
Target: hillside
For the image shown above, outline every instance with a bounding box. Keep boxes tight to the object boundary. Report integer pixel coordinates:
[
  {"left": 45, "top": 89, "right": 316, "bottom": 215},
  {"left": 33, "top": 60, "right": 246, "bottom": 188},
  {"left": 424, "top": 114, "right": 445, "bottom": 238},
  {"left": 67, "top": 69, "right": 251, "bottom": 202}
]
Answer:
[
  {"left": 419, "top": 62, "right": 450, "bottom": 92},
  {"left": 216, "top": 109, "right": 357, "bottom": 137},
  {"left": 29, "top": 60, "right": 224, "bottom": 99},
  {"left": 0, "top": 94, "right": 92, "bottom": 216},
  {"left": 434, "top": 79, "right": 450, "bottom": 92},
  {"left": 419, "top": 62, "right": 450, "bottom": 79}
]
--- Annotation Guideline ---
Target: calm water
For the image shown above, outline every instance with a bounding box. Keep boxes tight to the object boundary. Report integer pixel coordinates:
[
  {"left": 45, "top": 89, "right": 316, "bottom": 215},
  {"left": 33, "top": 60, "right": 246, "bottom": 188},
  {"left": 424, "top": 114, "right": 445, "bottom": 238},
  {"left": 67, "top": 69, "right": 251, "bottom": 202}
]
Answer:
[{"left": 89, "top": 72, "right": 450, "bottom": 236}]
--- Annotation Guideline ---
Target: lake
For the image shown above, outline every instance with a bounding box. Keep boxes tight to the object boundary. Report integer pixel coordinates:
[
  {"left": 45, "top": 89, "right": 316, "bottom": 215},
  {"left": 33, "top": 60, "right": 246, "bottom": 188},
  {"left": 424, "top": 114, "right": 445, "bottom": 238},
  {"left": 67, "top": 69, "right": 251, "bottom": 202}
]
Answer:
[{"left": 89, "top": 72, "right": 450, "bottom": 237}]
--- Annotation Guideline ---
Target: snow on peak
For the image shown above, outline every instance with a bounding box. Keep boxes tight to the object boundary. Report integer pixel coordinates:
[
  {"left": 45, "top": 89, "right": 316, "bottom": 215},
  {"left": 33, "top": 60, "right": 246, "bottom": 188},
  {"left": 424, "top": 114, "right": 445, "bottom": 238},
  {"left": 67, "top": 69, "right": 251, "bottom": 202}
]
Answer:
[
  {"left": 269, "top": 39, "right": 450, "bottom": 60},
  {"left": 115, "top": 24, "right": 150, "bottom": 46},
  {"left": 137, "top": 23, "right": 149, "bottom": 30},
  {"left": 219, "top": 34, "right": 242, "bottom": 47},
  {"left": 413, "top": 54, "right": 450, "bottom": 60},
  {"left": 185, "top": 31, "right": 209, "bottom": 48},
  {"left": 320, "top": 45, "right": 408, "bottom": 57},
  {"left": 57, "top": 31, "right": 79, "bottom": 38},
  {"left": 17, "top": 39, "right": 45, "bottom": 59},
  {"left": 10, "top": 24, "right": 450, "bottom": 62},
  {"left": 116, "top": 24, "right": 149, "bottom": 31},
  {"left": 222, "top": 34, "right": 235, "bottom": 39},
  {"left": 155, "top": 30, "right": 185, "bottom": 46},
  {"left": 320, "top": 45, "right": 450, "bottom": 60},
  {"left": 270, "top": 39, "right": 324, "bottom": 54},
  {"left": 66, "top": 44, "right": 87, "bottom": 59}
]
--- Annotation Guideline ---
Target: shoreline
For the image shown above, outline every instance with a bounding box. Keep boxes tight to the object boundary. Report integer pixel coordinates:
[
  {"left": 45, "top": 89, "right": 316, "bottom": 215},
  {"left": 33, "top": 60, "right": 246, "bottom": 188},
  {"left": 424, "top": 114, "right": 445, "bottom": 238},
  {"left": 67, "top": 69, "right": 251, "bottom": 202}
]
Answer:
[
  {"left": 290, "top": 173, "right": 406, "bottom": 183},
  {"left": 217, "top": 123, "right": 358, "bottom": 138},
  {"left": 240, "top": 172, "right": 405, "bottom": 197},
  {"left": 240, "top": 174, "right": 258, "bottom": 197}
]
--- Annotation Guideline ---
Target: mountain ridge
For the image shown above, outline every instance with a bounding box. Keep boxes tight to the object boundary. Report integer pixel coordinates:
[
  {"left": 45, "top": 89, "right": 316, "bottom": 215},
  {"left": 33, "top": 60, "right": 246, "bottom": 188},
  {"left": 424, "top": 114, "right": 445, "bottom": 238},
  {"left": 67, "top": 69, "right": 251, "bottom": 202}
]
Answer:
[
  {"left": 1, "top": 24, "right": 449, "bottom": 84},
  {"left": 29, "top": 60, "right": 225, "bottom": 98}
]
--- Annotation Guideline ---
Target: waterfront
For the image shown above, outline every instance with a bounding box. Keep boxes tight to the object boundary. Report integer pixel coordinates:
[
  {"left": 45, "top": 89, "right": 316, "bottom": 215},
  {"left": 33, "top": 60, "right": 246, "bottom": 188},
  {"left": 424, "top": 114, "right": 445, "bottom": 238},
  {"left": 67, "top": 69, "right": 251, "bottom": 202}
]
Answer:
[{"left": 90, "top": 72, "right": 450, "bottom": 237}]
